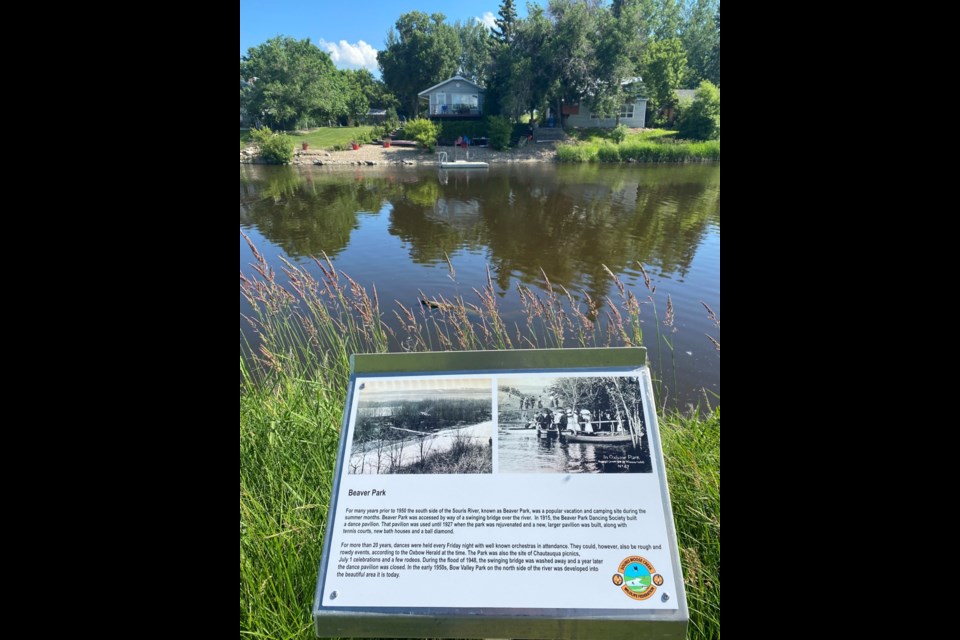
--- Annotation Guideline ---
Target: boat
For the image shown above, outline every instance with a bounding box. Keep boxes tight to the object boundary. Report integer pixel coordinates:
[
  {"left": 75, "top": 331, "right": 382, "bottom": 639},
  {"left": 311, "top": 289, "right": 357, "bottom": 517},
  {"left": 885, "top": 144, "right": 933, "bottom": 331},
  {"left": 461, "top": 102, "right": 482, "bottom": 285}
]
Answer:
[
  {"left": 436, "top": 151, "right": 488, "bottom": 169},
  {"left": 563, "top": 431, "right": 634, "bottom": 444}
]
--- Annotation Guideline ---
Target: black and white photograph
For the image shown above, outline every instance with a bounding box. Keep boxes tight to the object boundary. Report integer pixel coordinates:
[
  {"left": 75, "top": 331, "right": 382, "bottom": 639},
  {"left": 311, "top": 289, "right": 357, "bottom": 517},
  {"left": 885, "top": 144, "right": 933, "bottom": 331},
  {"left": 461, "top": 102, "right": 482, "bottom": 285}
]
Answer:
[
  {"left": 348, "top": 377, "right": 493, "bottom": 474},
  {"left": 497, "top": 375, "right": 652, "bottom": 473}
]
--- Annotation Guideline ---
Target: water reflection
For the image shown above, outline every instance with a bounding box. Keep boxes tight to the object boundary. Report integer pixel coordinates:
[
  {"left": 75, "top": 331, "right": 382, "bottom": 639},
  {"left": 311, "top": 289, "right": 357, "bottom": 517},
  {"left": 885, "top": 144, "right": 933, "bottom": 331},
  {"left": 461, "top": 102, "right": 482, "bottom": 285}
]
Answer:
[{"left": 240, "top": 164, "right": 720, "bottom": 407}]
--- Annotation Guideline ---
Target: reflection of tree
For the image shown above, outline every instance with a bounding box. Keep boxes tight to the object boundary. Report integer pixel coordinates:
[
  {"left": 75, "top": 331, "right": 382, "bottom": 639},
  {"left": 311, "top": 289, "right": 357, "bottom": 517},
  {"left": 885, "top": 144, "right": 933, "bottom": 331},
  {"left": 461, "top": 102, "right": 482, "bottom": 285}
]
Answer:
[
  {"left": 240, "top": 164, "right": 719, "bottom": 303},
  {"left": 385, "top": 164, "right": 720, "bottom": 302},
  {"left": 239, "top": 166, "right": 395, "bottom": 258}
]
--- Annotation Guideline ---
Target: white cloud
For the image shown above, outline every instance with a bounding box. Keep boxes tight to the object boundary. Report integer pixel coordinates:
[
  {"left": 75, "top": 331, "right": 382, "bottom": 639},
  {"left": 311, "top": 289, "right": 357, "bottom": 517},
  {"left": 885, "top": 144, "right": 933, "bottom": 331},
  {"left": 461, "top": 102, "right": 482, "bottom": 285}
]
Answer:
[
  {"left": 476, "top": 11, "right": 496, "bottom": 30},
  {"left": 318, "top": 39, "right": 379, "bottom": 71}
]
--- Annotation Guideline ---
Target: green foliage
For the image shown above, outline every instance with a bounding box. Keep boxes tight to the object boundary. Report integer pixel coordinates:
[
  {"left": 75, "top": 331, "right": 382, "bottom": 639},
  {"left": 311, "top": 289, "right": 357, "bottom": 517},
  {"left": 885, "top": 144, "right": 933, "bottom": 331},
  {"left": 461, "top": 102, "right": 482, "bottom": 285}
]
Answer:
[
  {"left": 681, "top": 0, "right": 720, "bottom": 86},
  {"left": 438, "top": 121, "right": 488, "bottom": 141},
  {"left": 404, "top": 117, "right": 440, "bottom": 151},
  {"left": 644, "top": 37, "right": 687, "bottom": 122},
  {"left": 677, "top": 80, "right": 720, "bottom": 140},
  {"left": 487, "top": 115, "right": 513, "bottom": 150},
  {"left": 378, "top": 12, "right": 461, "bottom": 117},
  {"left": 611, "top": 123, "right": 629, "bottom": 143},
  {"left": 250, "top": 127, "right": 294, "bottom": 164},
  {"left": 455, "top": 19, "right": 493, "bottom": 85},
  {"left": 240, "top": 36, "right": 345, "bottom": 130},
  {"left": 557, "top": 136, "right": 719, "bottom": 162},
  {"left": 492, "top": 0, "right": 519, "bottom": 44}
]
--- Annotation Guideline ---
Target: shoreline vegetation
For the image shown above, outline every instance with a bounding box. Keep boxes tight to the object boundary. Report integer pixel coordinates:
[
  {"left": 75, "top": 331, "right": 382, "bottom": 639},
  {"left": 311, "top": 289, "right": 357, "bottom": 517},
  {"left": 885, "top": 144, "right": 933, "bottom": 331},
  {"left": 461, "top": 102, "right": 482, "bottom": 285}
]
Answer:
[
  {"left": 239, "top": 235, "right": 720, "bottom": 640},
  {"left": 240, "top": 126, "right": 719, "bottom": 166}
]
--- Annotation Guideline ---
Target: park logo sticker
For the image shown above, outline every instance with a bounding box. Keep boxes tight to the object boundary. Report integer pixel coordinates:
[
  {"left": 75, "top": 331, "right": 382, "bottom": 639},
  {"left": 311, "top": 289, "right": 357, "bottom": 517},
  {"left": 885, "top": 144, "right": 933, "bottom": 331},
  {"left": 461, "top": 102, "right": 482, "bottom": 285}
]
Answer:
[{"left": 612, "top": 556, "right": 662, "bottom": 601}]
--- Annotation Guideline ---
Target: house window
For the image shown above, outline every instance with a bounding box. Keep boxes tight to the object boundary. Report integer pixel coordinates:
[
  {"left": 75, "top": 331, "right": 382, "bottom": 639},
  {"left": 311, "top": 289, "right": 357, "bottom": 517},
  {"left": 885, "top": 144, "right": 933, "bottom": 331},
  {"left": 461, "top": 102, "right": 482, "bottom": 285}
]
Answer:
[{"left": 620, "top": 103, "right": 635, "bottom": 118}]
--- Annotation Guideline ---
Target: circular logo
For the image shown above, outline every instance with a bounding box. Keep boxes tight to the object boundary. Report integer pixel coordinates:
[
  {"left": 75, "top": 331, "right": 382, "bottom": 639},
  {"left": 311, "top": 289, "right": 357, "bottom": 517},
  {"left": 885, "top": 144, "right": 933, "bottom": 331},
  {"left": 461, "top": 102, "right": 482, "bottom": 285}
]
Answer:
[{"left": 612, "top": 556, "right": 659, "bottom": 601}]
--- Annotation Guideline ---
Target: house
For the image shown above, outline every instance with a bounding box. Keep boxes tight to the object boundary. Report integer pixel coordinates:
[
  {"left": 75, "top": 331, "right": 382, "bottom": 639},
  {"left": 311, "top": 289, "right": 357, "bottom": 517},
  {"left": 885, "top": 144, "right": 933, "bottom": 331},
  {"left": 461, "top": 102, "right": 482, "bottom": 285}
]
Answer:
[
  {"left": 561, "top": 98, "right": 647, "bottom": 128},
  {"left": 419, "top": 75, "right": 485, "bottom": 119},
  {"left": 559, "top": 77, "right": 647, "bottom": 129}
]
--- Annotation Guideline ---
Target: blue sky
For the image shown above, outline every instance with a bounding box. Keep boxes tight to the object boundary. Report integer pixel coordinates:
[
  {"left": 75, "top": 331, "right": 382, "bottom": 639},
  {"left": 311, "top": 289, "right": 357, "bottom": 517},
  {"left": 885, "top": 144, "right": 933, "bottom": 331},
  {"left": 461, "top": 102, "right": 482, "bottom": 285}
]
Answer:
[{"left": 240, "top": 0, "right": 537, "bottom": 72}]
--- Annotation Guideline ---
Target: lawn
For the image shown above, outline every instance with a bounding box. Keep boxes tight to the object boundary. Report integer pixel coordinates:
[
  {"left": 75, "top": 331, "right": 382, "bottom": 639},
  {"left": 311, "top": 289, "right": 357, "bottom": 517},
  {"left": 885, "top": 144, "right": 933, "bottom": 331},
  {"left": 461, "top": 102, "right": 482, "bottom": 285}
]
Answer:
[{"left": 240, "top": 127, "right": 377, "bottom": 151}]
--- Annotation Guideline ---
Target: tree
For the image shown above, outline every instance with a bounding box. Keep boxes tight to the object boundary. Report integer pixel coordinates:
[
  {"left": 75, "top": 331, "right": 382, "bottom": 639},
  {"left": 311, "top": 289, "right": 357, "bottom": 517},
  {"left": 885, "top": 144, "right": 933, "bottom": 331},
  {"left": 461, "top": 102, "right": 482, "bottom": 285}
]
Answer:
[
  {"left": 455, "top": 19, "right": 493, "bottom": 85},
  {"left": 705, "top": 2, "right": 719, "bottom": 85},
  {"left": 347, "top": 69, "right": 398, "bottom": 110},
  {"left": 592, "top": 1, "right": 645, "bottom": 124},
  {"left": 681, "top": 0, "right": 718, "bottom": 85},
  {"left": 547, "top": 0, "right": 598, "bottom": 127},
  {"left": 653, "top": 0, "right": 683, "bottom": 40},
  {"left": 378, "top": 12, "right": 461, "bottom": 118},
  {"left": 677, "top": 80, "right": 719, "bottom": 140},
  {"left": 644, "top": 37, "right": 686, "bottom": 123},
  {"left": 340, "top": 70, "right": 369, "bottom": 125},
  {"left": 240, "top": 36, "right": 344, "bottom": 130},
  {"left": 492, "top": 0, "right": 519, "bottom": 45}
]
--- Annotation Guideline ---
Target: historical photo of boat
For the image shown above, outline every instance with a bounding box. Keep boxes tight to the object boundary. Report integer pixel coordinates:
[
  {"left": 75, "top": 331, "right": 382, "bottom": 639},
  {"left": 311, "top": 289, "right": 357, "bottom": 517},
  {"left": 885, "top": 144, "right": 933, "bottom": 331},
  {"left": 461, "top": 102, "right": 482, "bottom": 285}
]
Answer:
[
  {"left": 497, "top": 375, "right": 652, "bottom": 474},
  {"left": 348, "top": 377, "right": 493, "bottom": 474}
]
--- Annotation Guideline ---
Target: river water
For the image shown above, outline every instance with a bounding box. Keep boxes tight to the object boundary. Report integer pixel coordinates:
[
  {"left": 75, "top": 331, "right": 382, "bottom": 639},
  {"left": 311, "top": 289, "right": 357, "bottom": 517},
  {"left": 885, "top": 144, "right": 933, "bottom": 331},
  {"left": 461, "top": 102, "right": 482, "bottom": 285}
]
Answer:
[{"left": 240, "top": 163, "right": 719, "bottom": 410}]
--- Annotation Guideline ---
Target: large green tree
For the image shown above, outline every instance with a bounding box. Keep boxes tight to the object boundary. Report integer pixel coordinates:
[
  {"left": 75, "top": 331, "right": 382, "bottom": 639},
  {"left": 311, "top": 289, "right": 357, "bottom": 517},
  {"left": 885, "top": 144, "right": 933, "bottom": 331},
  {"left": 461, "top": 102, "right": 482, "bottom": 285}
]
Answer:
[
  {"left": 347, "top": 69, "right": 398, "bottom": 110},
  {"left": 240, "top": 36, "right": 344, "bottom": 130},
  {"left": 455, "top": 19, "right": 493, "bottom": 86},
  {"left": 644, "top": 37, "right": 687, "bottom": 120},
  {"left": 592, "top": 0, "right": 647, "bottom": 122},
  {"left": 378, "top": 12, "right": 461, "bottom": 117},
  {"left": 681, "top": 0, "right": 718, "bottom": 85},
  {"left": 547, "top": 0, "right": 598, "bottom": 123},
  {"left": 492, "top": 0, "right": 519, "bottom": 44}
]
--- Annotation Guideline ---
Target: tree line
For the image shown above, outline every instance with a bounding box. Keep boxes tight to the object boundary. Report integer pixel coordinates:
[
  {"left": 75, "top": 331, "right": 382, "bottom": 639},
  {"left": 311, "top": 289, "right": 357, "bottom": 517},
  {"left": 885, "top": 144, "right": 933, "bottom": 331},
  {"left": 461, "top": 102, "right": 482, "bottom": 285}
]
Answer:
[{"left": 240, "top": 0, "right": 719, "bottom": 131}]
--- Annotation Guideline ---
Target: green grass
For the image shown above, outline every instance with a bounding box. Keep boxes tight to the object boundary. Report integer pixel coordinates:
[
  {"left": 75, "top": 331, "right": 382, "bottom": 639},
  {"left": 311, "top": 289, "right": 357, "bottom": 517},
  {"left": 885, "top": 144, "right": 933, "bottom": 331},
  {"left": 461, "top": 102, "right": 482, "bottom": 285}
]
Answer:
[
  {"left": 239, "top": 237, "right": 720, "bottom": 639},
  {"left": 240, "top": 126, "right": 377, "bottom": 151},
  {"left": 557, "top": 128, "right": 717, "bottom": 163}
]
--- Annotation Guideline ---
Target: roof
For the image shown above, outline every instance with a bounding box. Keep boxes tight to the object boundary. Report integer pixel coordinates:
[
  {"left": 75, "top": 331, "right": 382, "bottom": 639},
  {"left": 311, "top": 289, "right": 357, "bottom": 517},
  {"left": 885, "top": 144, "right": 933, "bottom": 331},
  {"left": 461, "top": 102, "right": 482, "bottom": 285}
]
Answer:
[{"left": 418, "top": 75, "right": 484, "bottom": 97}]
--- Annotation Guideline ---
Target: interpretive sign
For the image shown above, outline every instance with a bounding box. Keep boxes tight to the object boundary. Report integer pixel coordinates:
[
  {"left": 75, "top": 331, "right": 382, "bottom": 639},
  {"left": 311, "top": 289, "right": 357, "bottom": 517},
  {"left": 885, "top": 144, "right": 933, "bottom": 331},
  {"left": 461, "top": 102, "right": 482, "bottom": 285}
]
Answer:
[{"left": 313, "top": 348, "right": 687, "bottom": 639}]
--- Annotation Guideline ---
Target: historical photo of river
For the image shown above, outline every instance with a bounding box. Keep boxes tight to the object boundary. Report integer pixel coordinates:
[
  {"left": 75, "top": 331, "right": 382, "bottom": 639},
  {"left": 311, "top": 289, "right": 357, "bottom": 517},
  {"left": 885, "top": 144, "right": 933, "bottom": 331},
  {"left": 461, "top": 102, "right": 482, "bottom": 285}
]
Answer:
[
  {"left": 348, "top": 377, "right": 493, "bottom": 474},
  {"left": 497, "top": 375, "right": 652, "bottom": 474}
]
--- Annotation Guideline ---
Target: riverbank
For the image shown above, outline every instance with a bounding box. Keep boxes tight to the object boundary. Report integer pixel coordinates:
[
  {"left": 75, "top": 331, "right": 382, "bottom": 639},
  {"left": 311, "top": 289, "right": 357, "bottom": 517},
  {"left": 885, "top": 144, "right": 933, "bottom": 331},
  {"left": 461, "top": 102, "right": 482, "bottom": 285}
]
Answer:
[{"left": 241, "top": 141, "right": 559, "bottom": 165}]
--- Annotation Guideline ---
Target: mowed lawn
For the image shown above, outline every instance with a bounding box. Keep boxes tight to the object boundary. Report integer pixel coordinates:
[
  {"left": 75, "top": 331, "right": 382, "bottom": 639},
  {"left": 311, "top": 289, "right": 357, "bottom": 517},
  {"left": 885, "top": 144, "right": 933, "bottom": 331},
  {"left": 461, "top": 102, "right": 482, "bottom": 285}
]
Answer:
[{"left": 240, "top": 127, "right": 376, "bottom": 150}]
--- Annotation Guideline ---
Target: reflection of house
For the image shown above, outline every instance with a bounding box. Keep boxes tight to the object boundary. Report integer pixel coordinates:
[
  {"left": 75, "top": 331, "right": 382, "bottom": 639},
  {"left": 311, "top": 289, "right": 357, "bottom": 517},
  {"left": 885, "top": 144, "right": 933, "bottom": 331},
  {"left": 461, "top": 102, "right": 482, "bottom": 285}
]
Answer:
[
  {"left": 419, "top": 75, "right": 485, "bottom": 119},
  {"left": 560, "top": 78, "right": 647, "bottom": 129}
]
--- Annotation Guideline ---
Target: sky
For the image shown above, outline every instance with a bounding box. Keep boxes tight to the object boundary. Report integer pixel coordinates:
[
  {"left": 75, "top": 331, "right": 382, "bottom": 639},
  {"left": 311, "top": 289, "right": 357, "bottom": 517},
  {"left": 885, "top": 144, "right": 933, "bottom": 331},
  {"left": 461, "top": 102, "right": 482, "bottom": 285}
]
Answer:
[{"left": 240, "top": 0, "right": 537, "bottom": 73}]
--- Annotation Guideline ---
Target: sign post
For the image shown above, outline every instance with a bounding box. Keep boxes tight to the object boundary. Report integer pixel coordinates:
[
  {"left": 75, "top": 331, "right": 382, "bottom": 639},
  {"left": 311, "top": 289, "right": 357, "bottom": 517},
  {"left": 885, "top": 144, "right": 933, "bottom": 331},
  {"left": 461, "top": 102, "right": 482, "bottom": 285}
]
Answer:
[{"left": 313, "top": 348, "right": 688, "bottom": 639}]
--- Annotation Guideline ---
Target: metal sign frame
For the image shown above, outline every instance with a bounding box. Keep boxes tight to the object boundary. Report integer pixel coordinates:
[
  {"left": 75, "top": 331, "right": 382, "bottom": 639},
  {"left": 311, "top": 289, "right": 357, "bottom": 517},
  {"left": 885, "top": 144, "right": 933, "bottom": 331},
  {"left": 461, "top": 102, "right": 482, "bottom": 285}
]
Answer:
[{"left": 313, "top": 347, "right": 688, "bottom": 639}]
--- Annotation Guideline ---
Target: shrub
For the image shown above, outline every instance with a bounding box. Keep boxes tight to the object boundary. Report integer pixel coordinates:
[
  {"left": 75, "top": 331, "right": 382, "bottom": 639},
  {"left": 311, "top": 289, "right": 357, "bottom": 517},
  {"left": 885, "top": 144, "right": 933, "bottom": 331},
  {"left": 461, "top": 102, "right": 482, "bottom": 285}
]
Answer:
[
  {"left": 404, "top": 118, "right": 440, "bottom": 151},
  {"left": 610, "top": 123, "right": 628, "bottom": 144},
  {"left": 487, "top": 116, "right": 513, "bottom": 150},
  {"left": 438, "top": 121, "right": 488, "bottom": 142},
  {"left": 677, "top": 81, "right": 720, "bottom": 141},
  {"left": 250, "top": 126, "right": 294, "bottom": 164}
]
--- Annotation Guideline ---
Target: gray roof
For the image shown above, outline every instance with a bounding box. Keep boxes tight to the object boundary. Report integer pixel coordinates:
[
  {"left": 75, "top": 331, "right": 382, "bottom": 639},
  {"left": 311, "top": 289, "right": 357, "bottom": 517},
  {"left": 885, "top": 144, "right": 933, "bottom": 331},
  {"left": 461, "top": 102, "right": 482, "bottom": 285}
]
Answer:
[{"left": 418, "top": 75, "right": 484, "bottom": 97}]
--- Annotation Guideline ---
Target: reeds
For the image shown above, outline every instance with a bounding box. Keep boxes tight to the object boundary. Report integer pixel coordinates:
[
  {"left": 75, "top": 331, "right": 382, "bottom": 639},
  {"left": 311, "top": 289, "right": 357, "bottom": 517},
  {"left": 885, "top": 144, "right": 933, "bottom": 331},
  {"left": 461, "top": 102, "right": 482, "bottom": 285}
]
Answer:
[{"left": 556, "top": 139, "right": 720, "bottom": 163}]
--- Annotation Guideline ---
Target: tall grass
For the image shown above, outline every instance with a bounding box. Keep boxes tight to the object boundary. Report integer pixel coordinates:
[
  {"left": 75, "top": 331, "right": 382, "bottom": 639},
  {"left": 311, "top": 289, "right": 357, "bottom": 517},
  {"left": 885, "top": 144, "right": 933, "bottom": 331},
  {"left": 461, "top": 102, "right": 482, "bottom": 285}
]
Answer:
[
  {"left": 240, "top": 236, "right": 720, "bottom": 639},
  {"left": 557, "top": 139, "right": 720, "bottom": 163}
]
